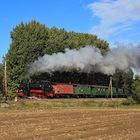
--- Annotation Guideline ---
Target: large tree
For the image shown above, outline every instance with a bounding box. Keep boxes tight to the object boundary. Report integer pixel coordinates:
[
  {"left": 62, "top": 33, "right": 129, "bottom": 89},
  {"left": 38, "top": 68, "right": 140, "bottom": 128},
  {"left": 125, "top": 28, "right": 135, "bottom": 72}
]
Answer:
[
  {"left": 6, "top": 21, "right": 49, "bottom": 86},
  {"left": 132, "top": 76, "right": 140, "bottom": 103},
  {"left": 113, "top": 70, "right": 133, "bottom": 96},
  {"left": 6, "top": 20, "right": 109, "bottom": 85}
]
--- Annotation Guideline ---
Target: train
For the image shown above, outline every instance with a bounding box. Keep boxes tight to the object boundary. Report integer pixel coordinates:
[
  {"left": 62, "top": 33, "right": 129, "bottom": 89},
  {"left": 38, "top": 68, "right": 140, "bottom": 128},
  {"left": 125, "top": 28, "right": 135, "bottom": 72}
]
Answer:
[{"left": 17, "top": 80, "right": 128, "bottom": 98}]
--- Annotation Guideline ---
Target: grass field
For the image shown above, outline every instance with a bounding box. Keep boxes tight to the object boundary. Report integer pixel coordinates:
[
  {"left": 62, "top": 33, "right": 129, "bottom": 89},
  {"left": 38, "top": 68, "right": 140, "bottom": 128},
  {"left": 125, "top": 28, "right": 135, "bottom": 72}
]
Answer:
[
  {"left": 0, "top": 99, "right": 140, "bottom": 140},
  {"left": 0, "top": 98, "right": 139, "bottom": 111}
]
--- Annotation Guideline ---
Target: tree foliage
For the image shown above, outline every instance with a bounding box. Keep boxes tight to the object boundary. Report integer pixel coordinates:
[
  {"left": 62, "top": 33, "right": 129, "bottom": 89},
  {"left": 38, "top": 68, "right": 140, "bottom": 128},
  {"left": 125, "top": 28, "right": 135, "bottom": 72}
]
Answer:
[
  {"left": 6, "top": 20, "right": 109, "bottom": 90},
  {"left": 113, "top": 70, "right": 133, "bottom": 96},
  {"left": 132, "top": 76, "right": 140, "bottom": 103},
  {"left": 0, "top": 63, "right": 3, "bottom": 94}
]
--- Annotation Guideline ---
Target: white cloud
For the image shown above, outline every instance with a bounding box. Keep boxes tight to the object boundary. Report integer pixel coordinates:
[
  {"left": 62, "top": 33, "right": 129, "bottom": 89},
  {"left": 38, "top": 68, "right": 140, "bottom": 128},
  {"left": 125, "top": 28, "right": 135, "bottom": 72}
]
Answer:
[{"left": 88, "top": 0, "right": 140, "bottom": 39}]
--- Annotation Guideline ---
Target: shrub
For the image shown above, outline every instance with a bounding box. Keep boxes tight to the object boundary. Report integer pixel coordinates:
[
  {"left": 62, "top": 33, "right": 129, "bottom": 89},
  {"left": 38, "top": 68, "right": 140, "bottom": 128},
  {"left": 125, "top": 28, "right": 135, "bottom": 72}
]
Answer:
[
  {"left": 132, "top": 76, "right": 140, "bottom": 104},
  {"left": 122, "top": 97, "right": 136, "bottom": 105}
]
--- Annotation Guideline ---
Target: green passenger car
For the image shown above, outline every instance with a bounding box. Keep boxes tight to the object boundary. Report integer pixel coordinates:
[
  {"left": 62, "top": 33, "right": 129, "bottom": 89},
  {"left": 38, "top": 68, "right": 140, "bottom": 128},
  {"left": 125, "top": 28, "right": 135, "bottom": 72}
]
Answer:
[
  {"left": 73, "top": 84, "right": 109, "bottom": 97},
  {"left": 73, "top": 84, "right": 91, "bottom": 96},
  {"left": 90, "top": 85, "right": 108, "bottom": 97},
  {"left": 73, "top": 84, "right": 127, "bottom": 98}
]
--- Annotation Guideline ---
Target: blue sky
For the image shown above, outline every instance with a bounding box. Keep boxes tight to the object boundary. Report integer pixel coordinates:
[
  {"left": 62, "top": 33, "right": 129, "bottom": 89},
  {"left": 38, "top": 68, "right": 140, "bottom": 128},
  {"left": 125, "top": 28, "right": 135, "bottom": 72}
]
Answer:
[{"left": 0, "top": 0, "right": 140, "bottom": 63}]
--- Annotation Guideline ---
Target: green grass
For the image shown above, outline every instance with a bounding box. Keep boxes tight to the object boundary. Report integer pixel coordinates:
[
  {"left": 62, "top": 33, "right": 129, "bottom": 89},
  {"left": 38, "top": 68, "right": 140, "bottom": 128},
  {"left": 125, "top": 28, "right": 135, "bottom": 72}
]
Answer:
[{"left": 0, "top": 98, "right": 140, "bottom": 111}]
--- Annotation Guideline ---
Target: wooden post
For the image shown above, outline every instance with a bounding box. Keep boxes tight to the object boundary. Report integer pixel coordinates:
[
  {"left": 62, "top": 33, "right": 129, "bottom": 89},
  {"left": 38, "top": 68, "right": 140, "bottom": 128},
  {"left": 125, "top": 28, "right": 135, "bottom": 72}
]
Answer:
[
  {"left": 4, "top": 60, "right": 8, "bottom": 100},
  {"left": 108, "top": 76, "right": 113, "bottom": 99},
  {"left": 110, "top": 76, "right": 113, "bottom": 99}
]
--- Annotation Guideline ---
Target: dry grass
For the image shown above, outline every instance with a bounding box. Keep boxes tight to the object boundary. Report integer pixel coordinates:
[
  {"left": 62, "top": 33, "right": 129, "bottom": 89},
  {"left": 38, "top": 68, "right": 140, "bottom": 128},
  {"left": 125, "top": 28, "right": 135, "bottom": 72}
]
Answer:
[
  {"left": 6, "top": 98, "right": 140, "bottom": 110},
  {"left": 0, "top": 98, "right": 139, "bottom": 113}
]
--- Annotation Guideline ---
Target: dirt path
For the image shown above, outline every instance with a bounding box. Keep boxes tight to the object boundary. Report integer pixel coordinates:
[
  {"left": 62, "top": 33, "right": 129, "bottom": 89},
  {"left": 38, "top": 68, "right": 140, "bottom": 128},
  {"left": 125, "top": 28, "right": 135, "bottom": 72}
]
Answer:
[{"left": 0, "top": 109, "right": 140, "bottom": 140}]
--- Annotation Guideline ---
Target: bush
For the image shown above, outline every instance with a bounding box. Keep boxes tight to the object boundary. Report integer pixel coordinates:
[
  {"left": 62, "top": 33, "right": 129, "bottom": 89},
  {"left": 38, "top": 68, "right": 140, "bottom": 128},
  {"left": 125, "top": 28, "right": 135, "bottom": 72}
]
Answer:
[
  {"left": 132, "top": 76, "right": 140, "bottom": 104},
  {"left": 0, "top": 92, "right": 6, "bottom": 103},
  {"left": 122, "top": 97, "right": 136, "bottom": 105},
  {"left": 6, "top": 89, "right": 16, "bottom": 101},
  {"left": 132, "top": 94, "right": 140, "bottom": 104},
  {"left": 0, "top": 93, "right": 3, "bottom": 102}
]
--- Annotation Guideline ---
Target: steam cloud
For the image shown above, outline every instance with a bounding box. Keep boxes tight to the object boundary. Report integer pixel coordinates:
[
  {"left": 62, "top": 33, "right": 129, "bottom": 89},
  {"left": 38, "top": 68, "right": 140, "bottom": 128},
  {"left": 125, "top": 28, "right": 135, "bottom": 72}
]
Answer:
[{"left": 28, "top": 44, "right": 140, "bottom": 75}]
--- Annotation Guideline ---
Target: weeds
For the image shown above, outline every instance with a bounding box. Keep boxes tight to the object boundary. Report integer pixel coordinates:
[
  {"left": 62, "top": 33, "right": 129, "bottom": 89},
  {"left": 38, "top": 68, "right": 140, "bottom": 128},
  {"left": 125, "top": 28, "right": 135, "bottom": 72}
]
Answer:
[{"left": 0, "top": 98, "right": 139, "bottom": 111}]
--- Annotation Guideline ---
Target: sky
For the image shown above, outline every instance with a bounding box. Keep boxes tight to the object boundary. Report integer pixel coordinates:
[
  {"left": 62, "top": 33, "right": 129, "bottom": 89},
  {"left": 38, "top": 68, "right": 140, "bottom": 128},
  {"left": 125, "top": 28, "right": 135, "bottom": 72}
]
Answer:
[{"left": 0, "top": 0, "right": 140, "bottom": 63}]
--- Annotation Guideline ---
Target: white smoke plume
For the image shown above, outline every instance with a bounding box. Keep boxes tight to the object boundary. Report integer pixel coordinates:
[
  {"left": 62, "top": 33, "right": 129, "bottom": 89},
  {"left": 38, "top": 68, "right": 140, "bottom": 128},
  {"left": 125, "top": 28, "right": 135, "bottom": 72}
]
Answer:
[{"left": 28, "top": 44, "right": 140, "bottom": 75}]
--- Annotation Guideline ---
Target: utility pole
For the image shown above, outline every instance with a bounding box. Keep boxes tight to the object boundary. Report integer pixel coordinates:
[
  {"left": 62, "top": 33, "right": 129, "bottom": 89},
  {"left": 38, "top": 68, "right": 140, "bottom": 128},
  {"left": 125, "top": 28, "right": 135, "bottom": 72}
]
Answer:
[
  {"left": 110, "top": 76, "right": 113, "bottom": 99},
  {"left": 109, "top": 76, "right": 113, "bottom": 99},
  {"left": 4, "top": 60, "right": 7, "bottom": 101}
]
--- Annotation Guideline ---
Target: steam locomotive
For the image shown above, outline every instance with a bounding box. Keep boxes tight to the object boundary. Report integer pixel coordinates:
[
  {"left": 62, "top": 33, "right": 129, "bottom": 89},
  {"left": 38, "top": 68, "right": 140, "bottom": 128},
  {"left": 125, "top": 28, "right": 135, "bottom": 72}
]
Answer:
[{"left": 17, "top": 80, "right": 128, "bottom": 98}]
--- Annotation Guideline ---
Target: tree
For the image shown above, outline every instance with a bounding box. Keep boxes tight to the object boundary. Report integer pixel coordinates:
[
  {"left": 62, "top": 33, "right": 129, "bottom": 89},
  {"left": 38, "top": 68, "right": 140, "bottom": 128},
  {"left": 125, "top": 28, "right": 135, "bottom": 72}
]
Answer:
[
  {"left": 132, "top": 75, "right": 140, "bottom": 103},
  {"left": 113, "top": 70, "right": 133, "bottom": 96},
  {"left": 6, "top": 20, "right": 49, "bottom": 87},
  {"left": 0, "top": 63, "right": 3, "bottom": 95}
]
